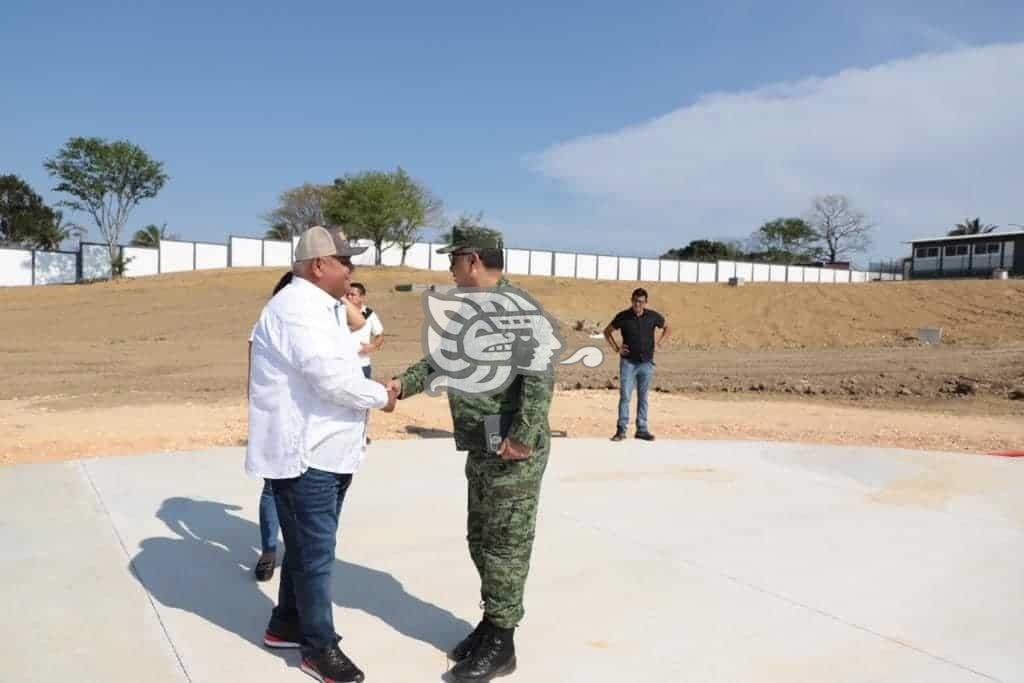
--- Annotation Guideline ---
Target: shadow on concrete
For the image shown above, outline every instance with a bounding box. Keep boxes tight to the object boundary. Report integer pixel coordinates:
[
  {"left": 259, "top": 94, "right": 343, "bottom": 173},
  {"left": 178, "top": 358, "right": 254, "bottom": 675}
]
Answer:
[
  {"left": 405, "top": 425, "right": 455, "bottom": 439},
  {"left": 130, "top": 496, "right": 472, "bottom": 653}
]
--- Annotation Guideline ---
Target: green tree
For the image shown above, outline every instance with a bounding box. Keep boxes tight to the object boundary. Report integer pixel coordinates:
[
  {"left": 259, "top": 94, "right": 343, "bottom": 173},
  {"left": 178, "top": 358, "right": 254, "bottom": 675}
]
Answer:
[
  {"left": 262, "top": 183, "right": 331, "bottom": 238},
  {"left": 324, "top": 171, "right": 398, "bottom": 265},
  {"left": 752, "top": 218, "right": 820, "bottom": 263},
  {"left": 391, "top": 167, "right": 443, "bottom": 265},
  {"left": 44, "top": 137, "right": 168, "bottom": 275},
  {"left": 130, "top": 222, "right": 176, "bottom": 247},
  {"left": 948, "top": 217, "right": 997, "bottom": 236},
  {"left": 439, "top": 212, "right": 504, "bottom": 249},
  {"left": 32, "top": 210, "right": 84, "bottom": 251},
  {"left": 264, "top": 222, "right": 292, "bottom": 241},
  {"left": 660, "top": 239, "right": 745, "bottom": 262},
  {"left": 0, "top": 174, "right": 57, "bottom": 246}
]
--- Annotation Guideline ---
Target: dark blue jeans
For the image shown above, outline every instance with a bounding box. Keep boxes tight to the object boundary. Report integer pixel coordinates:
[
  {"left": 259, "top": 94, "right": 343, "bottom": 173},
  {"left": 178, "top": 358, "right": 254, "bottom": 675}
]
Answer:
[
  {"left": 618, "top": 358, "right": 655, "bottom": 433},
  {"left": 259, "top": 479, "right": 280, "bottom": 553},
  {"left": 268, "top": 467, "right": 353, "bottom": 656}
]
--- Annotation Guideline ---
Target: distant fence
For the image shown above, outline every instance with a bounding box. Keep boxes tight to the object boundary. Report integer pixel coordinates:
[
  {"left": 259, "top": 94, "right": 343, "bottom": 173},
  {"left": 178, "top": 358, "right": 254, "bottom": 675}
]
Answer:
[{"left": 0, "top": 234, "right": 902, "bottom": 287}]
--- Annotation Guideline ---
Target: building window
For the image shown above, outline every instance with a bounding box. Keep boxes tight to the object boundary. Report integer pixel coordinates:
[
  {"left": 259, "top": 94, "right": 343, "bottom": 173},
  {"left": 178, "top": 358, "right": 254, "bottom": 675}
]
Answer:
[
  {"left": 957, "top": 245, "right": 968, "bottom": 255},
  {"left": 988, "top": 243, "right": 1001, "bottom": 254},
  {"left": 916, "top": 248, "right": 927, "bottom": 258},
  {"left": 945, "top": 246, "right": 956, "bottom": 256},
  {"left": 927, "top": 247, "right": 939, "bottom": 257}
]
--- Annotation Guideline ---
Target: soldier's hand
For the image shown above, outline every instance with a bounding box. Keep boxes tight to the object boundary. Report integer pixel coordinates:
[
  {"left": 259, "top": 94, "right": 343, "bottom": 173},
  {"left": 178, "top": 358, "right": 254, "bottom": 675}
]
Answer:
[
  {"left": 385, "top": 378, "right": 403, "bottom": 399},
  {"left": 497, "top": 438, "right": 531, "bottom": 461},
  {"left": 619, "top": 344, "right": 630, "bottom": 357}
]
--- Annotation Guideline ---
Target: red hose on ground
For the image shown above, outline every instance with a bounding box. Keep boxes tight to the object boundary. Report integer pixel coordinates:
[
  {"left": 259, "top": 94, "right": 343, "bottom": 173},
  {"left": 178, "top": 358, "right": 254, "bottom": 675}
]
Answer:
[{"left": 987, "top": 450, "right": 1024, "bottom": 457}]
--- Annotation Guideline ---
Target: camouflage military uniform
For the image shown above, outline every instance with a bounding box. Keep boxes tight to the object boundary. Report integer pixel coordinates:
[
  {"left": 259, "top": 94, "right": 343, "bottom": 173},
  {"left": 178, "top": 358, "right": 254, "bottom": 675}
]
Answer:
[{"left": 398, "top": 311, "right": 553, "bottom": 629}]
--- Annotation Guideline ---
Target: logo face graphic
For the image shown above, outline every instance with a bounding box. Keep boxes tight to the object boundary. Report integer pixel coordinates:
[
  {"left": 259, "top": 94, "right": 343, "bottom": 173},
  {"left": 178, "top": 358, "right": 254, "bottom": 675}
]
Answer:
[{"left": 422, "top": 286, "right": 603, "bottom": 396}]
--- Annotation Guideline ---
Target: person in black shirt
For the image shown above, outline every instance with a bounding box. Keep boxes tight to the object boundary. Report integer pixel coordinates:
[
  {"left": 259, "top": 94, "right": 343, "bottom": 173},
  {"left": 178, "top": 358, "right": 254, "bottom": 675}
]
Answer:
[{"left": 603, "top": 288, "right": 670, "bottom": 441}]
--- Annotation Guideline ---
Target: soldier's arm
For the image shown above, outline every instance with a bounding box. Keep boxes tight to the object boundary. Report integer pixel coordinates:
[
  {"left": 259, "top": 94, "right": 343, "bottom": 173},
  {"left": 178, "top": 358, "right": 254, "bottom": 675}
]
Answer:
[
  {"left": 395, "top": 357, "right": 433, "bottom": 399},
  {"left": 507, "top": 373, "right": 554, "bottom": 451}
]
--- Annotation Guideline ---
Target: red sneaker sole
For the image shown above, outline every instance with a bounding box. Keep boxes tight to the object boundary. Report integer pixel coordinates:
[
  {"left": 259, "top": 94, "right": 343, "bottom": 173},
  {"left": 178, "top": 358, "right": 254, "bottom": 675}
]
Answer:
[{"left": 263, "top": 633, "right": 301, "bottom": 649}]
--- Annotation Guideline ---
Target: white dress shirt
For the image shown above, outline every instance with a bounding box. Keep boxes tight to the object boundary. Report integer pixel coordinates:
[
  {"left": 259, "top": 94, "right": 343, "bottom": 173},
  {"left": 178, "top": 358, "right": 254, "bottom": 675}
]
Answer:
[{"left": 246, "top": 276, "right": 388, "bottom": 479}]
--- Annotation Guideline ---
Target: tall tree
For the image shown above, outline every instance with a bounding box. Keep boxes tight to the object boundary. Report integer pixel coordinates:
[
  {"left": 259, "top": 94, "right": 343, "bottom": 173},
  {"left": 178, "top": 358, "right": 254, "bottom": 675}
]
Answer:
[
  {"left": 391, "top": 167, "right": 443, "bottom": 265},
  {"left": 660, "top": 239, "right": 745, "bottom": 262},
  {"left": 948, "top": 217, "right": 997, "bottom": 236},
  {"left": 44, "top": 137, "right": 168, "bottom": 273},
  {"left": 0, "top": 174, "right": 56, "bottom": 246},
  {"left": 262, "top": 183, "right": 331, "bottom": 238},
  {"left": 753, "top": 218, "right": 820, "bottom": 263},
  {"left": 324, "top": 170, "right": 401, "bottom": 265},
  {"left": 130, "top": 222, "right": 176, "bottom": 247},
  {"left": 805, "top": 194, "right": 873, "bottom": 263}
]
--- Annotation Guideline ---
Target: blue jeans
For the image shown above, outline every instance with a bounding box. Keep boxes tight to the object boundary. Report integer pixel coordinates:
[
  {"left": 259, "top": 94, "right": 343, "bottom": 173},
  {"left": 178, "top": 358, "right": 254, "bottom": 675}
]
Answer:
[
  {"left": 618, "top": 358, "right": 655, "bottom": 433},
  {"left": 259, "top": 479, "right": 280, "bottom": 553},
  {"left": 268, "top": 468, "right": 353, "bottom": 656}
]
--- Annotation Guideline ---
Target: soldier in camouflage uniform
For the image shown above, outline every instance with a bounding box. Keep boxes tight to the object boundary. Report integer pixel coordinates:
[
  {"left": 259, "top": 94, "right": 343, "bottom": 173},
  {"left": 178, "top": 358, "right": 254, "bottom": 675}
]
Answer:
[{"left": 389, "top": 228, "right": 553, "bottom": 681}]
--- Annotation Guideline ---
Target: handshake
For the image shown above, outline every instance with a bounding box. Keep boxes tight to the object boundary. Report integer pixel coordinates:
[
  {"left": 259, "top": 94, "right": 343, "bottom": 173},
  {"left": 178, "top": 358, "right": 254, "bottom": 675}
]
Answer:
[{"left": 379, "top": 378, "right": 403, "bottom": 413}]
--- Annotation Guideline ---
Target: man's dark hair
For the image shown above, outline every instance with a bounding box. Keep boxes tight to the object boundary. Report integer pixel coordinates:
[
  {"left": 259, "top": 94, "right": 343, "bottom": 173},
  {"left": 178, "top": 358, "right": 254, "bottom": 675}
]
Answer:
[
  {"left": 272, "top": 271, "right": 294, "bottom": 296},
  {"left": 350, "top": 282, "right": 366, "bottom": 295},
  {"left": 631, "top": 288, "right": 648, "bottom": 301},
  {"left": 477, "top": 248, "right": 504, "bottom": 271}
]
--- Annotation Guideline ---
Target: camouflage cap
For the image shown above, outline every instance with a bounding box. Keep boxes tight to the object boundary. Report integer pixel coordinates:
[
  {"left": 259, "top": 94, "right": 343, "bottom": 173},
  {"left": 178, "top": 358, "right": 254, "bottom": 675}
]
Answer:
[{"left": 436, "top": 226, "right": 504, "bottom": 254}]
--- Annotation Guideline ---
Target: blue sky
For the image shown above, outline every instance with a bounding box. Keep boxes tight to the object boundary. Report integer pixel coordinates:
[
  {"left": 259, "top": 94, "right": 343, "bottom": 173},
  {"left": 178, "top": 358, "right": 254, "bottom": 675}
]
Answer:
[{"left": 3, "top": 1, "right": 1023, "bottom": 263}]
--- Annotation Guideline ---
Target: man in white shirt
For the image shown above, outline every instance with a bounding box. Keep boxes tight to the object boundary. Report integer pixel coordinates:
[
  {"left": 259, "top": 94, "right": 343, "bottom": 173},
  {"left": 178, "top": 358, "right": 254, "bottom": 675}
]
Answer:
[
  {"left": 246, "top": 226, "right": 397, "bottom": 683},
  {"left": 344, "top": 282, "right": 384, "bottom": 379}
]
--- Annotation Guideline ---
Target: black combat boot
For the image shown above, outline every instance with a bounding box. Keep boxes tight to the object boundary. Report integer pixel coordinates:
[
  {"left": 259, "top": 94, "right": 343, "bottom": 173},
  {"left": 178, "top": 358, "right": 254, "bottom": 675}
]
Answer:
[
  {"left": 450, "top": 619, "right": 516, "bottom": 681},
  {"left": 448, "top": 619, "right": 486, "bottom": 661}
]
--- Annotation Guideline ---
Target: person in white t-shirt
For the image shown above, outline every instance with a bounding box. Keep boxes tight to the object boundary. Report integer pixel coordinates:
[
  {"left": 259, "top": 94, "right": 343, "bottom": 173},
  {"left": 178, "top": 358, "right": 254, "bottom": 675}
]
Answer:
[{"left": 344, "top": 282, "right": 384, "bottom": 379}]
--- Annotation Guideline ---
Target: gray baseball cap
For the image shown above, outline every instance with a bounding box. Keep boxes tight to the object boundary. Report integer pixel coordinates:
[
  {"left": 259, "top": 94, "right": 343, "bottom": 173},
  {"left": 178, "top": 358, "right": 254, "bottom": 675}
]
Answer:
[{"left": 294, "top": 226, "right": 367, "bottom": 261}]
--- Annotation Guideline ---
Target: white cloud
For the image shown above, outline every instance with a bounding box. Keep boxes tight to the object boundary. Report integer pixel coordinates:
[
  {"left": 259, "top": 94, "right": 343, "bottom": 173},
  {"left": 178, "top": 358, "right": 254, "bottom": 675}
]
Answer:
[{"left": 531, "top": 43, "right": 1024, "bottom": 257}]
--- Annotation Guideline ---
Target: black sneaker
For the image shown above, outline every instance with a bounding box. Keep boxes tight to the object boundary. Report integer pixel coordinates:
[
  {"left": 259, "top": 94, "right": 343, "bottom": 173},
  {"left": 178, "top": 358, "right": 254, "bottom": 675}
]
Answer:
[
  {"left": 610, "top": 431, "right": 626, "bottom": 442},
  {"left": 254, "top": 551, "right": 276, "bottom": 582},
  {"left": 264, "top": 621, "right": 343, "bottom": 650},
  {"left": 301, "top": 644, "right": 365, "bottom": 683},
  {"left": 264, "top": 620, "right": 302, "bottom": 649},
  {"left": 635, "top": 431, "right": 656, "bottom": 441}
]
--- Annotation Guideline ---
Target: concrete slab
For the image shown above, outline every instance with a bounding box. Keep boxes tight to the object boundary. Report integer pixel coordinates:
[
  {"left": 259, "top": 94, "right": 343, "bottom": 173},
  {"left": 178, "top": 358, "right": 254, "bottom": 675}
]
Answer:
[
  {"left": 2, "top": 439, "right": 1021, "bottom": 682},
  {"left": 0, "top": 461, "right": 185, "bottom": 681}
]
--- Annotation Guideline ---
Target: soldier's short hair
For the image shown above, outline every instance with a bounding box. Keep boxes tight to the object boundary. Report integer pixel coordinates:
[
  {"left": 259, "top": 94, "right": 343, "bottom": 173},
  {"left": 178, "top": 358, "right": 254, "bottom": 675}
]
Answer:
[{"left": 477, "top": 248, "right": 504, "bottom": 271}]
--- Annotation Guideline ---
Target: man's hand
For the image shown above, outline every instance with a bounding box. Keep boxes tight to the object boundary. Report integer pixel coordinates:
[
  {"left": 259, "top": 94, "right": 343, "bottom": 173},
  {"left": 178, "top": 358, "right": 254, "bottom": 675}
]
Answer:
[
  {"left": 385, "top": 378, "right": 403, "bottom": 400},
  {"left": 619, "top": 343, "right": 630, "bottom": 357},
  {"left": 359, "top": 343, "right": 375, "bottom": 355},
  {"left": 381, "top": 382, "right": 398, "bottom": 413},
  {"left": 497, "top": 437, "right": 531, "bottom": 461}
]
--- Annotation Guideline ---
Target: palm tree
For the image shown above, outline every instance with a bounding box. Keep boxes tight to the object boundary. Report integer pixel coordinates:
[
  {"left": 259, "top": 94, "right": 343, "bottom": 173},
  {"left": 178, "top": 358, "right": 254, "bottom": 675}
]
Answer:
[
  {"left": 264, "top": 222, "right": 291, "bottom": 241},
  {"left": 131, "top": 223, "right": 172, "bottom": 247},
  {"left": 32, "top": 210, "right": 84, "bottom": 251},
  {"left": 948, "top": 217, "right": 998, "bottom": 236}
]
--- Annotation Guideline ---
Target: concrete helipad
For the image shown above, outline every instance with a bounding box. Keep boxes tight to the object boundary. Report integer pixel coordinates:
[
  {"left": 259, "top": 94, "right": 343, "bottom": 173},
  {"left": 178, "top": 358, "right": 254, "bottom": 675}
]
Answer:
[{"left": 2, "top": 439, "right": 1021, "bottom": 682}]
